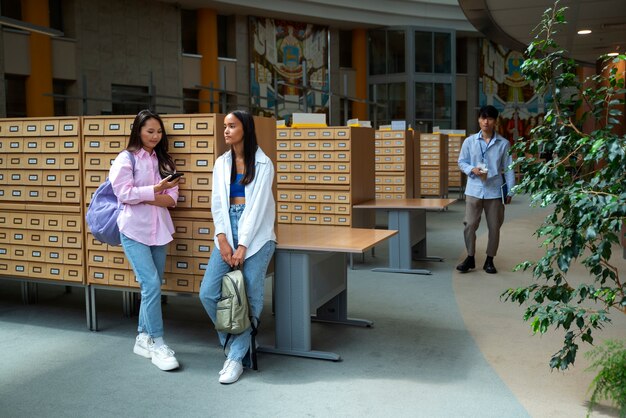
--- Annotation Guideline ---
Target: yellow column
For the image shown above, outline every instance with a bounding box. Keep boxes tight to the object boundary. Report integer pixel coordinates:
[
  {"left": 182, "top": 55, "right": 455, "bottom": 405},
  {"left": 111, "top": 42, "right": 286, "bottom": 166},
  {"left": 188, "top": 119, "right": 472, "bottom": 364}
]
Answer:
[
  {"left": 351, "top": 29, "right": 368, "bottom": 120},
  {"left": 197, "top": 9, "right": 219, "bottom": 113},
  {"left": 22, "top": 0, "right": 54, "bottom": 116}
]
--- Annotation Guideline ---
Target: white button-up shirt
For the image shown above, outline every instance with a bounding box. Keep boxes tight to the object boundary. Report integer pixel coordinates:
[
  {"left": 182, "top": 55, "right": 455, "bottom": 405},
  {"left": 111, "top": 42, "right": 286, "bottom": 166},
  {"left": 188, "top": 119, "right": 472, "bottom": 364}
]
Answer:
[
  {"left": 458, "top": 131, "right": 515, "bottom": 200},
  {"left": 211, "top": 147, "right": 276, "bottom": 258}
]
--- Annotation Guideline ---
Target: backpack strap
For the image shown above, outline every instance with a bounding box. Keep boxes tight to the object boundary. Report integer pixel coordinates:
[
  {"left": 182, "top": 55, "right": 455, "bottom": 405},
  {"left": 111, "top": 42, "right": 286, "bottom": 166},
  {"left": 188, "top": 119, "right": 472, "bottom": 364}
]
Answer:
[
  {"left": 126, "top": 150, "right": 136, "bottom": 174},
  {"left": 249, "top": 316, "right": 259, "bottom": 371}
]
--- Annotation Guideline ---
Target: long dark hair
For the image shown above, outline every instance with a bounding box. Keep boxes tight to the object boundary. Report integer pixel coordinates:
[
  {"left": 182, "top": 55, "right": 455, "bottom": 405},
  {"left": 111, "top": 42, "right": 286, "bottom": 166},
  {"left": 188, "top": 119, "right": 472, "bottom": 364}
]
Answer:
[
  {"left": 229, "top": 110, "right": 258, "bottom": 185},
  {"left": 126, "top": 109, "right": 175, "bottom": 178}
]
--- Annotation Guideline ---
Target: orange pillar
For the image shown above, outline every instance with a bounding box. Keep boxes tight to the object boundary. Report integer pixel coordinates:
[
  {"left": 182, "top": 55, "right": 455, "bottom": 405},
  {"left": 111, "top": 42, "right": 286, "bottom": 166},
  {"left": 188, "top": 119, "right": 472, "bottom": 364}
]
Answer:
[
  {"left": 22, "top": 0, "right": 54, "bottom": 116},
  {"left": 197, "top": 9, "right": 220, "bottom": 113},
  {"left": 352, "top": 29, "right": 367, "bottom": 120}
]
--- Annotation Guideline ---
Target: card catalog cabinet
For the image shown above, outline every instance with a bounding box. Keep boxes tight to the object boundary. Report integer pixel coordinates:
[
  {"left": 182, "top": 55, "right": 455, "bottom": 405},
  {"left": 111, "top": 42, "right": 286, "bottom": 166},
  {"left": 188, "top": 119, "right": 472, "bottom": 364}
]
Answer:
[
  {"left": 82, "top": 114, "right": 222, "bottom": 292},
  {"left": 0, "top": 117, "right": 84, "bottom": 283},
  {"left": 374, "top": 130, "right": 414, "bottom": 200},
  {"left": 276, "top": 127, "right": 375, "bottom": 227},
  {"left": 418, "top": 133, "right": 449, "bottom": 198},
  {"left": 447, "top": 134, "right": 464, "bottom": 191}
]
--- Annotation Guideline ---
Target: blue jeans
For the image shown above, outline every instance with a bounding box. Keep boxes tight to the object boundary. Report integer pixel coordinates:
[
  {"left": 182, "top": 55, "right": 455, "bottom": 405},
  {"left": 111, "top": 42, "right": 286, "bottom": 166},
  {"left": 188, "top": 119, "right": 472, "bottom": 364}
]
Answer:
[
  {"left": 199, "top": 204, "right": 276, "bottom": 362},
  {"left": 121, "top": 234, "right": 167, "bottom": 338}
]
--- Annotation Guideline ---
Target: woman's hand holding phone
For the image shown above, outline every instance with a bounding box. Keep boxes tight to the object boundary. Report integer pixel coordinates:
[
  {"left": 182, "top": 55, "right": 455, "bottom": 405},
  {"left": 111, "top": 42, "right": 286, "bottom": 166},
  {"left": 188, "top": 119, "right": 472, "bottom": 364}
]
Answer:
[{"left": 155, "top": 172, "right": 183, "bottom": 192}]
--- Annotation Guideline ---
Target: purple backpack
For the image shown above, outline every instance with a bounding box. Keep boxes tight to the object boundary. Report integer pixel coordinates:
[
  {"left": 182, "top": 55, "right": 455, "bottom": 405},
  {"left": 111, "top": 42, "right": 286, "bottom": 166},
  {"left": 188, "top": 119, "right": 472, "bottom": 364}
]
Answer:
[{"left": 86, "top": 151, "right": 135, "bottom": 246}]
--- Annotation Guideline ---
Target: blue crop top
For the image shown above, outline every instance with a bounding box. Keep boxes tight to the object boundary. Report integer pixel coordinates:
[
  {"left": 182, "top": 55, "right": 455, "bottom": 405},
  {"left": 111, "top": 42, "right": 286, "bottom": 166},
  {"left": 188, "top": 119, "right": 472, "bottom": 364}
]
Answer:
[{"left": 230, "top": 173, "right": 245, "bottom": 198}]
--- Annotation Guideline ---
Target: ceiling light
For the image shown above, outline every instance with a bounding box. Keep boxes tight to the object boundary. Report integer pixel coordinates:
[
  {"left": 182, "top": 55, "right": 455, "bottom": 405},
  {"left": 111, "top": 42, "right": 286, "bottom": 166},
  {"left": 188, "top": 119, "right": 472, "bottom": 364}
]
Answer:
[
  {"left": 607, "top": 52, "right": 619, "bottom": 56},
  {"left": 577, "top": 29, "right": 592, "bottom": 35}
]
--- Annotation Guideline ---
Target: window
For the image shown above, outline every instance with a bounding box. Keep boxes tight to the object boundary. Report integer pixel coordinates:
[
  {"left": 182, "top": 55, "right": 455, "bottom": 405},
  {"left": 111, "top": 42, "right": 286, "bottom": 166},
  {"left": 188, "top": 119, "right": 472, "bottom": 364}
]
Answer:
[
  {"left": 53, "top": 80, "right": 71, "bottom": 116},
  {"left": 368, "top": 30, "right": 386, "bottom": 75},
  {"left": 339, "top": 30, "right": 352, "bottom": 68},
  {"left": 111, "top": 84, "right": 150, "bottom": 115},
  {"left": 415, "top": 82, "right": 433, "bottom": 119},
  {"left": 415, "top": 82, "right": 452, "bottom": 132},
  {"left": 415, "top": 31, "right": 452, "bottom": 74},
  {"left": 368, "top": 30, "right": 406, "bottom": 75},
  {"left": 369, "top": 82, "right": 406, "bottom": 126},
  {"left": 368, "top": 27, "right": 455, "bottom": 131},
  {"left": 1, "top": 0, "right": 21, "bottom": 20},
  {"left": 434, "top": 83, "right": 451, "bottom": 120},
  {"left": 183, "top": 89, "right": 199, "bottom": 114},
  {"left": 456, "top": 37, "right": 468, "bottom": 74},
  {"left": 434, "top": 33, "right": 451, "bottom": 73},
  {"left": 415, "top": 31, "right": 433, "bottom": 73},
  {"left": 387, "top": 31, "right": 405, "bottom": 74},
  {"left": 5, "top": 75, "right": 27, "bottom": 117},
  {"left": 370, "top": 83, "right": 387, "bottom": 125},
  {"left": 49, "top": 0, "right": 63, "bottom": 32},
  {"left": 181, "top": 10, "right": 197, "bottom": 54},
  {"left": 414, "top": 31, "right": 432, "bottom": 73},
  {"left": 217, "top": 15, "right": 235, "bottom": 59}
]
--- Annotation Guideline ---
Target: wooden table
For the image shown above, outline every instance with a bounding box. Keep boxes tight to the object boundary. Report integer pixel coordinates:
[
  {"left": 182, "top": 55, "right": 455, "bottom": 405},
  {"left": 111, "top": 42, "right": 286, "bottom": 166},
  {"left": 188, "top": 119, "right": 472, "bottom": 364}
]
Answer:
[
  {"left": 257, "top": 224, "right": 396, "bottom": 361},
  {"left": 353, "top": 198, "right": 457, "bottom": 275}
]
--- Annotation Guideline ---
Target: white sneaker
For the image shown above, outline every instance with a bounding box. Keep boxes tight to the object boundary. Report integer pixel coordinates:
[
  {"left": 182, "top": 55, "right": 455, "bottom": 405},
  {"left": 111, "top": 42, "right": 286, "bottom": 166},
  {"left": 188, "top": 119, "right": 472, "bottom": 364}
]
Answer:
[
  {"left": 219, "top": 358, "right": 231, "bottom": 376},
  {"left": 219, "top": 359, "right": 243, "bottom": 384},
  {"left": 133, "top": 334, "right": 152, "bottom": 359},
  {"left": 149, "top": 343, "right": 180, "bottom": 371}
]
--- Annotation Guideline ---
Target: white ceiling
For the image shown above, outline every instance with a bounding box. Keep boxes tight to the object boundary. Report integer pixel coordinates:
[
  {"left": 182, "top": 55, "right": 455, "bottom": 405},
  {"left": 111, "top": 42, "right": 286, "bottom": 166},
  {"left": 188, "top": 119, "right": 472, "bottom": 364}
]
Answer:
[
  {"left": 461, "top": 0, "right": 626, "bottom": 64},
  {"left": 161, "top": 0, "right": 476, "bottom": 31}
]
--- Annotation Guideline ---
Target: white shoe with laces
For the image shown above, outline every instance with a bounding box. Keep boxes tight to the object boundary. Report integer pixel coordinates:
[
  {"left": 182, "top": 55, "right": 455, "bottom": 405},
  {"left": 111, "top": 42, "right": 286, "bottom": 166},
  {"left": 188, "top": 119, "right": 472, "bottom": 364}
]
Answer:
[
  {"left": 219, "top": 359, "right": 243, "bottom": 384},
  {"left": 149, "top": 342, "right": 180, "bottom": 371},
  {"left": 133, "top": 333, "right": 152, "bottom": 359},
  {"left": 219, "top": 358, "right": 231, "bottom": 376}
]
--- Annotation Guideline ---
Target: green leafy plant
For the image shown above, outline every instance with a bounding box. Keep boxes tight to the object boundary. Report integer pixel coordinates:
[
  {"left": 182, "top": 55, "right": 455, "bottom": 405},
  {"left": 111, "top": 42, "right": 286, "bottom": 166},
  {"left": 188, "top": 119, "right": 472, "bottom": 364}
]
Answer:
[
  {"left": 500, "top": 0, "right": 626, "bottom": 371},
  {"left": 585, "top": 339, "right": 626, "bottom": 417}
]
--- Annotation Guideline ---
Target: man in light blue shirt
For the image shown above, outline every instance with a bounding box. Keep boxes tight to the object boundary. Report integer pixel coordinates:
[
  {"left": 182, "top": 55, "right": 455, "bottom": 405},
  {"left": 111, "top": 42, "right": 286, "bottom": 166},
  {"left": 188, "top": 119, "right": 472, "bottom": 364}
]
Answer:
[{"left": 457, "top": 105, "right": 515, "bottom": 274}]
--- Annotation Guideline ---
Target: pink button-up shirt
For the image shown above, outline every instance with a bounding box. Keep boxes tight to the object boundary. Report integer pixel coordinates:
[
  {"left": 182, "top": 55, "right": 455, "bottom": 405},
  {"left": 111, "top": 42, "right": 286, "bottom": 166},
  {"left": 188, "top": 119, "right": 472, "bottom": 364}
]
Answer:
[{"left": 109, "top": 149, "right": 178, "bottom": 246}]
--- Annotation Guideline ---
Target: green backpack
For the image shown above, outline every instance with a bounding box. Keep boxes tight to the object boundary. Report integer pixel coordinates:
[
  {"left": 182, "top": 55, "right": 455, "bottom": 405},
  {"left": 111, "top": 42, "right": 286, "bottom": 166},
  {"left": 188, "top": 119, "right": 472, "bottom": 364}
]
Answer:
[{"left": 216, "top": 269, "right": 251, "bottom": 334}]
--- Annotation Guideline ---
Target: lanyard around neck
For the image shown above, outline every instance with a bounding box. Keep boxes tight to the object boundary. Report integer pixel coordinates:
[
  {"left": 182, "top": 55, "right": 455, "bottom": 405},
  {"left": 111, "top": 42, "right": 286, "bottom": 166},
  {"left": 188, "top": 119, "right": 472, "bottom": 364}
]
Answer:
[{"left": 478, "top": 132, "right": 493, "bottom": 162}]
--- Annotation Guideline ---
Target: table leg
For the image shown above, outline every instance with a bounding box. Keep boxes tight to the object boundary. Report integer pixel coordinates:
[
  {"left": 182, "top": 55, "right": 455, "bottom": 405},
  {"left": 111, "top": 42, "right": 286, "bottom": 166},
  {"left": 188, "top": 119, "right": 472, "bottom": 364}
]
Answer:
[
  {"left": 85, "top": 286, "right": 92, "bottom": 330},
  {"left": 90, "top": 285, "right": 98, "bottom": 331},
  {"left": 313, "top": 290, "right": 372, "bottom": 327},
  {"left": 411, "top": 210, "right": 444, "bottom": 262},
  {"left": 258, "top": 250, "right": 364, "bottom": 361},
  {"left": 122, "top": 291, "right": 132, "bottom": 317},
  {"left": 372, "top": 210, "right": 432, "bottom": 275}
]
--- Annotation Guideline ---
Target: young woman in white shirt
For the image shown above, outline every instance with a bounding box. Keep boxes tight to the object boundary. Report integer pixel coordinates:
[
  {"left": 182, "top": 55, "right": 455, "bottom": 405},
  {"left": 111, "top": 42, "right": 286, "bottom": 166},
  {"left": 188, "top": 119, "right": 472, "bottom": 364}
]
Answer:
[{"left": 199, "top": 110, "right": 276, "bottom": 384}]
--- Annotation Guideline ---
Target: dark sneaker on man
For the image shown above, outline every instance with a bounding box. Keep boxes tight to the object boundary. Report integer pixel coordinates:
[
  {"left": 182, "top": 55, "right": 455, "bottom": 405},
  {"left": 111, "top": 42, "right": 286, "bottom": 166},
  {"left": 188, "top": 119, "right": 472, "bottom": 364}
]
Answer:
[
  {"left": 483, "top": 257, "right": 497, "bottom": 274},
  {"left": 456, "top": 256, "right": 475, "bottom": 272},
  {"left": 133, "top": 333, "right": 152, "bottom": 359}
]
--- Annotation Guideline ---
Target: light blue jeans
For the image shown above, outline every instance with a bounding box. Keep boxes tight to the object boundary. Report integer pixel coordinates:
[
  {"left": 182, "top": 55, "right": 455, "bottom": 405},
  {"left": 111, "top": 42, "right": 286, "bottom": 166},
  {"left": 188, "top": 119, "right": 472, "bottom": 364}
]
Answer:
[
  {"left": 199, "top": 204, "right": 276, "bottom": 362},
  {"left": 121, "top": 234, "right": 167, "bottom": 338}
]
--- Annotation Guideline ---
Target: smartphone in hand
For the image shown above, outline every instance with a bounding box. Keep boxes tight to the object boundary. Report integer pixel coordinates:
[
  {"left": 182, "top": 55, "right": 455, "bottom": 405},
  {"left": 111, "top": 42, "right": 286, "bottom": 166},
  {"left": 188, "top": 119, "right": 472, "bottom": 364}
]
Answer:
[{"left": 168, "top": 172, "right": 184, "bottom": 181}]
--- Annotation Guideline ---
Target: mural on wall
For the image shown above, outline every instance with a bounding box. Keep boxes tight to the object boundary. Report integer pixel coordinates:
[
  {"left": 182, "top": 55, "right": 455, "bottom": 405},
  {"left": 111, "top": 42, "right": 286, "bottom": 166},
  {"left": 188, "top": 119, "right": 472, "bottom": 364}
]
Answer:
[
  {"left": 249, "top": 17, "right": 329, "bottom": 122},
  {"left": 479, "top": 40, "right": 551, "bottom": 144}
]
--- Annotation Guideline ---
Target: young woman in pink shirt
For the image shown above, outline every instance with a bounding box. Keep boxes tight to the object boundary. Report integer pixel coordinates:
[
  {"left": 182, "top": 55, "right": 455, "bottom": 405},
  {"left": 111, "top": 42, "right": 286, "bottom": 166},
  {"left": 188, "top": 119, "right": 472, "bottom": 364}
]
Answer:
[{"left": 109, "top": 109, "right": 181, "bottom": 371}]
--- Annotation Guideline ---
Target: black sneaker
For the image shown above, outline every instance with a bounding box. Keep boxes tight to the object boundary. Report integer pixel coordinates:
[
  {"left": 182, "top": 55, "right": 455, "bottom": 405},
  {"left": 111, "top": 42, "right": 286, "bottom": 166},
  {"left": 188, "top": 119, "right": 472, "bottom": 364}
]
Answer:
[
  {"left": 483, "top": 257, "right": 497, "bottom": 274},
  {"left": 456, "top": 256, "right": 475, "bottom": 272}
]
